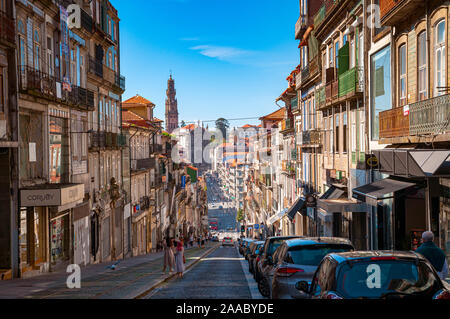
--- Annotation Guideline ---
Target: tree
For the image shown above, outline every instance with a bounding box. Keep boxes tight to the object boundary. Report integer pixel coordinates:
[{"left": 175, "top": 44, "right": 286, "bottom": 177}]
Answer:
[
  {"left": 215, "top": 118, "right": 230, "bottom": 141},
  {"left": 236, "top": 209, "right": 245, "bottom": 222}
]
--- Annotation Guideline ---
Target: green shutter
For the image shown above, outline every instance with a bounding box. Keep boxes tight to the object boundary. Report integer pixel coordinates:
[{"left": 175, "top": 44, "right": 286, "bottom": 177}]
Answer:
[
  {"left": 338, "top": 42, "right": 350, "bottom": 76},
  {"left": 308, "top": 35, "right": 319, "bottom": 60},
  {"left": 187, "top": 167, "right": 198, "bottom": 183}
]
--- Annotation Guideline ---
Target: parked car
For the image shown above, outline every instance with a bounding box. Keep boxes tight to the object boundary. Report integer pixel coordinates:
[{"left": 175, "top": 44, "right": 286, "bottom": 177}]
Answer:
[
  {"left": 271, "top": 238, "right": 354, "bottom": 299},
  {"left": 222, "top": 237, "right": 234, "bottom": 246},
  {"left": 248, "top": 241, "right": 265, "bottom": 274},
  {"left": 295, "top": 251, "right": 450, "bottom": 299},
  {"left": 255, "top": 236, "right": 302, "bottom": 297},
  {"left": 243, "top": 240, "right": 256, "bottom": 260},
  {"left": 239, "top": 238, "right": 251, "bottom": 255}
]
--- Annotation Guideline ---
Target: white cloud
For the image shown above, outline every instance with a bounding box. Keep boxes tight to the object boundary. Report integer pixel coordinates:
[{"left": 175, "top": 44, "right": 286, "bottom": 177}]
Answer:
[{"left": 190, "top": 45, "right": 253, "bottom": 62}]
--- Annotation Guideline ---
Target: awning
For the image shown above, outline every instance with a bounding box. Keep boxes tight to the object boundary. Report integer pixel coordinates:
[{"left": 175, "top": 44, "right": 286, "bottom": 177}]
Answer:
[
  {"left": 267, "top": 208, "right": 288, "bottom": 225},
  {"left": 320, "top": 186, "right": 346, "bottom": 200},
  {"left": 372, "top": 149, "right": 450, "bottom": 177},
  {"left": 352, "top": 178, "right": 420, "bottom": 206},
  {"left": 318, "top": 199, "right": 368, "bottom": 213},
  {"left": 286, "top": 197, "right": 306, "bottom": 221}
]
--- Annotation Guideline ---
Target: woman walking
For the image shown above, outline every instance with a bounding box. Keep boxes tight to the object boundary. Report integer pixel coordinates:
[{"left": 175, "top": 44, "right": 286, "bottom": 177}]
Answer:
[
  {"left": 174, "top": 239, "right": 186, "bottom": 278},
  {"left": 162, "top": 237, "right": 175, "bottom": 274}
]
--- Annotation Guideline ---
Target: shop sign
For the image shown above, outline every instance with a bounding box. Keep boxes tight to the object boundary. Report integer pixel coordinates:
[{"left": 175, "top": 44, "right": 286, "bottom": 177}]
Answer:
[{"left": 21, "top": 184, "right": 84, "bottom": 207}]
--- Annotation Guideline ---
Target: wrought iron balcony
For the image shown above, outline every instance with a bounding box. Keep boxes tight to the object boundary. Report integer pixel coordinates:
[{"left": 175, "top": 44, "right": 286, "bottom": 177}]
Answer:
[
  {"left": 115, "top": 74, "right": 126, "bottom": 91},
  {"left": 301, "top": 130, "right": 322, "bottom": 146},
  {"left": 301, "top": 65, "right": 310, "bottom": 84},
  {"left": 295, "top": 15, "right": 308, "bottom": 40},
  {"left": 379, "top": 93, "right": 450, "bottom": 139},
  {"left": 326, "top": 79, "right": 339, "bottom": 104},
  {"left": 410, "top": 93, "right": 450, "bottom": 136},
  {"left": 88, "top": 56, "right": 103, "bottom": 78},
  {"left": 19, "top": 66, "right": 94, "bottom": 111}
]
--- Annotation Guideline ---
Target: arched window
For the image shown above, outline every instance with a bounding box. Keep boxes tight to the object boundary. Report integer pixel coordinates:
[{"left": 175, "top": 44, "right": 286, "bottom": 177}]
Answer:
[
  {"left": 17, "top": 20, "right": 25, "bottom": 34},
  {"left": 435, "top": 20, "right": 446, "bottom": 96},
  {"left": 398, "top": 44, "right": 407, "bottom": 106},
  {"left": 417, "top": 31, "right": 427, "bottom": 100}
]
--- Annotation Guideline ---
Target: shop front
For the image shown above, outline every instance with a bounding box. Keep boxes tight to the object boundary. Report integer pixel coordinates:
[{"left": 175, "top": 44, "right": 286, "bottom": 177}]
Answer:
[
  {"left": 353, "top": 149, "right": 450, "bottom": 251},
  {"left": 132, "top": 204, "right": 148, "bottom": 256},
  {"left": 20, "top": 183, "right": 84, "bottom": 275},
  {"left": 73, "top": 202, "right": 90, "bottom": 267}
]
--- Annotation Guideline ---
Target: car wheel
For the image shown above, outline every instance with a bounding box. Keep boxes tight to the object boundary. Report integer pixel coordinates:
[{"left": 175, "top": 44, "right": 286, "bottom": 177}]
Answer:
[{"left": 258, "top": 278, "right": 270, "bottom": 297}]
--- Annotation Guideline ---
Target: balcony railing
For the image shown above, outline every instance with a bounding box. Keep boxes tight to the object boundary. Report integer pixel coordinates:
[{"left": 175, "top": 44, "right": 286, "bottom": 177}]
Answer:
[
  {"left": 118, "top": 134, "right": 127, "bottom": 147},
  {"left": 316, "top": 86, "right": 326, "bottom": 109},
  {"left": 0, "top": 10, "right": 15, "bottom": 44},
  {"left": 326, "top": 79, "right": 339, "bottom": 103},
  {"left": 295, "top": 72, "right": 302, "bottom": 90},
  {"left": 379, "top": 107, "right": 410, "bottom": 139},
  {"left": 281, "top": 160, "right": 295, "bottom": 175},
  {"left": 19, "top": 66, "right": 94, "bottom": 110},
  {"left": 88, "top": 56, "right": 103, "bottom": 78},
  {"left": 302, "top": 130, "right": 322, "bottom": 145},
  {"left": 379, "top": 94, "right": 450, "bottom": 139},
  {"left": 301, "top": 65, "right": 310, "bottom": 84},
  {"left": 295, "top": 15, "right": 308, "bottom": 40},
  {"left": 338, "top": 66, "right": 364, "bottom": 98},
  {"left": 281, "top": 118, "right": 294, "bottom": 132},
  {"left": 410, "top": 93, "right": 450, "bottom": 136},
  {"left": 115, "top": 74, "right": 126, "bottom": 91}
]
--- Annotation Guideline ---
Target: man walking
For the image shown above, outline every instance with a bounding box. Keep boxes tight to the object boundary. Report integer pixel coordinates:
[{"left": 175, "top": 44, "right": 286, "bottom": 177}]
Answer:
[{"left": 415, "top": 231, "right": 448, "bottom": 281}]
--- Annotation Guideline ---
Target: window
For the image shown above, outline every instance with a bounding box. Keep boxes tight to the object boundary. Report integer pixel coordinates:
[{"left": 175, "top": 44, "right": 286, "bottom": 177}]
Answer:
[
  {"left": 335, "top": 112, "right": 340, "bottom": 153},
  {"left": 329, "top": 46, "right": 333, "bottom": 67},
  {"left": 399, "top": 44, "right": 407, "bottom": 106},
  {"left": 34, "top": 30, "right": 40, "bottom": 71},
  {"left": 351, "top": 109, "right": 357, "bottom": 153},
  {"left": 350, "top": 37, "right": 355, "bottom": 68},
  {"left": 47, "top": 36, "right": 53, "bottom": 77},
  {"left": 343, "top": 110, "right": 348, "bottom": 153},
  {"left": 417, "top": 32, "right": 427, "bottom": 100},
  {"left": 359, "top": 108, "right": 365, "bottom": 152},
  {"left": 329, "top": 111, "right": 334, "bottom": 153},
  {"left": 335, "top": 41, "right": 339, "bottom": 69},
  {"left": 370, "top": 45, "right": 392, "bottom": 141},
  {"left": 70, "top": 49, "right": 76, "bottom": 86},
  {"left": 435, "top": 20, "right": 446, "bottom": 96}
]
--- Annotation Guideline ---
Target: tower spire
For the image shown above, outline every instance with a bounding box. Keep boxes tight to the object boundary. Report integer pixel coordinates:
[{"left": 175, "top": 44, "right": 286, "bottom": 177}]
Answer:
[{"left": 165, "top": 75, "right": 179, "bottom": 133}]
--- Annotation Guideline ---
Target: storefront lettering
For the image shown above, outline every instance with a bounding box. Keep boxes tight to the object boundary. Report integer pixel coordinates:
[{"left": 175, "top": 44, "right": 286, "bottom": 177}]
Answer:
[{"left": 27, "top": 194, "right": 55, "bottom": 202}]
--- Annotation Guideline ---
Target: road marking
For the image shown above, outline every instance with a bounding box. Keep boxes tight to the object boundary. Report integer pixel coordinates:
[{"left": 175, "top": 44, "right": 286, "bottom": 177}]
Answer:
[{"left": 236, "top": 246, "right": 265, "bottom": 300}]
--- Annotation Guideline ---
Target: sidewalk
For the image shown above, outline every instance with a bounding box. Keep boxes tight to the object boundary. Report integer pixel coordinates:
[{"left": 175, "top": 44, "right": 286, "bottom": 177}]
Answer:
[{"left": 0, "top": 242, "right": 218, "bottom": 299}]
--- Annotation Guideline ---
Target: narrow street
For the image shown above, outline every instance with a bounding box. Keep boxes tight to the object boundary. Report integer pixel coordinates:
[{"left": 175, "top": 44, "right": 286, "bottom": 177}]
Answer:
[{"left": 146, "top": 246, "right": 262, "bottom": 299}]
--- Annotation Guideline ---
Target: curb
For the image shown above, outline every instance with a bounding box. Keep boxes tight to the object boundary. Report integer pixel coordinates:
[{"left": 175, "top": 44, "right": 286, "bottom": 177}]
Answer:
[{"left": 133, "top": 244, "right": 220, "bottom": 299}]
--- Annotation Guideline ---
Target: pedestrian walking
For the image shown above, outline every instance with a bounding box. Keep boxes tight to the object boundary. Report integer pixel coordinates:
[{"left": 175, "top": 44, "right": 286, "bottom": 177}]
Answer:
[
  {"left": 162, "top": 237, "right": 175, "bottom": 274},
  {"left": 197, "top": 236, "right": 201, "bottom": 247},
  {"left": 174, "top": 239, "right": 186, "bottom": 279},
  {"left": 189, "top": 234, "right": 194, "bottom": 247},
  {"left": 415, "top": 231, "right": 449, "bottom": 280}
]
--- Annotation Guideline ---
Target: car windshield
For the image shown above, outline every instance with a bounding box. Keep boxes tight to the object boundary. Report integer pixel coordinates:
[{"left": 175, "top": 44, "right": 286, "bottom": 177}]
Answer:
[
  {"left": 336, "top": 260, "right": 440, "bottom": 299},
  {"left": 287, "top": 244, "right": 353, "bottom": 266}
]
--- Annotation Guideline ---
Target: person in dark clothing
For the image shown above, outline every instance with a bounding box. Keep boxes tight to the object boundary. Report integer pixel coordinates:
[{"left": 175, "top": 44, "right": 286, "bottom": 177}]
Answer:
[{"left": 415, "top": 231, "right": 448, "bottom": 280}]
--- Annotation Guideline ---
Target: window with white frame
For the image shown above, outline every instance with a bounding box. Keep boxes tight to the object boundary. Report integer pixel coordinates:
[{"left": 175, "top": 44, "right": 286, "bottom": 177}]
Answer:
[
  {"left": 351, "top": 109, "right": 356, "bottom": 153},
  {"left": 417, "top": 31, "right": 427, "bottom": 100},
  {"left": 399, "top": 44, "right": 407, "bottom": 106},
  {"left": 435, "top": 20, "right": 446, "bottom": 97}
]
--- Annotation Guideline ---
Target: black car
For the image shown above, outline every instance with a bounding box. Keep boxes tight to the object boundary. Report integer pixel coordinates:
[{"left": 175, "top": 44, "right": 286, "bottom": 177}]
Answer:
[
  {"left": 248, "top": 241, "right": 265, "bottom": 274},
  {"left": 255, "top": 236, "right": 302, "bottom": 296},
  {"left": 295, "top": 251, "right": 450, "bottom": 299}
]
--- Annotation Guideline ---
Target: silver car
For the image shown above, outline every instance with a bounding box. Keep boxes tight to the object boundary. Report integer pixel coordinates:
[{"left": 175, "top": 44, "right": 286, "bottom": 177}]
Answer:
[{"left": 271, "top": 237, "right": 354, "bottom": 299}]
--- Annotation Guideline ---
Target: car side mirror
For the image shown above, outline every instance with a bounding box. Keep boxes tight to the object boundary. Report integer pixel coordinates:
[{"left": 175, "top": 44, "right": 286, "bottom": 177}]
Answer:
[{"left": 295, "top": 281, "right": 310, "bottom": 293}]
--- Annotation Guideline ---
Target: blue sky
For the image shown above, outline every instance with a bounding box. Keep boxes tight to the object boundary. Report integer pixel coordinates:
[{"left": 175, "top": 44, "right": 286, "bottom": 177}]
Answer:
[{"left": 111, "top": 0, "right": 299, "bottom": 129}]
